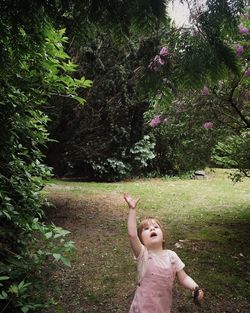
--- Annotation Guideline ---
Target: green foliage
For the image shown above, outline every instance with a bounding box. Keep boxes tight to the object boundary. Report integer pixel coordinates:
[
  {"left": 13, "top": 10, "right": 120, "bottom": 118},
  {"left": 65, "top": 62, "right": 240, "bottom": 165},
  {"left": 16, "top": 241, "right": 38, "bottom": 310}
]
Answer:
[
  {"left": 130, "top": 135, "right": 156, "bottom": 169},
  {"left": 0, "top": 219, "right": 74, "bottom": 312},
  {"left": 83, "top": 136, "right": 155, "bottom": 181},
  {"left": 45, "top": 0, "right": 248, "bottom": 182},
  {"left": 199, "top": 6, "right": 250, "bottom": 181},
  {"left": 169, "top": 1, "right": 245, "bottom": 90},
  {"left": 212, "top": 131, "right": 250, "bottom": 181},
  {"left": 145, "top": 95, "right": 220, "bottom": 175},
  {"left": 0, "top": 5, "right": 89, "bottom": 312},
  {"left": 40, "top": 1, "right": 172, "bottom": 182},
  {"left": 144, "top": 1, "right": 249, "bottom": 177},
  {"left": 59, "top": 0, "right": 168, "bottom": 44},
  {"left": 45, "top": 32, "right": 161, "bottom": 181},
  {"left": 90, "top": 158, "right": 131, "bottom": 182}
]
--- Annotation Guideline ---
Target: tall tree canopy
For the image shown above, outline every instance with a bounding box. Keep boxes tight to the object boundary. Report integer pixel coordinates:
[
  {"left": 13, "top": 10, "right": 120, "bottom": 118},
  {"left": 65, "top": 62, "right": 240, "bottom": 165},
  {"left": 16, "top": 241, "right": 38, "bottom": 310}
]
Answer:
[{"left": 44, "top": 0, "right": 248, "bottom": 181}]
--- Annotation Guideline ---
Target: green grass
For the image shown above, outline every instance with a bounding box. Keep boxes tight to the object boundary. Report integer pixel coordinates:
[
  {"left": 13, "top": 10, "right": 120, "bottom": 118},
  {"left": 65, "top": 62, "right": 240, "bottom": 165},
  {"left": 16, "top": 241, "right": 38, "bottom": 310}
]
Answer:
[
  {"left": 44, "top": 168, "right": 250, "bottom": 312},
  {"left": 45, "top": 168, "right": 250, "bottom": 226}
]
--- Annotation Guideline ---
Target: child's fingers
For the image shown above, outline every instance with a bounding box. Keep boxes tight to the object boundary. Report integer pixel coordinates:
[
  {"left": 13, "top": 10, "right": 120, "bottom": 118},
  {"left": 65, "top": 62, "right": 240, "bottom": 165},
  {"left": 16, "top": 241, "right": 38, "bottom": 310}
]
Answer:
[
  {"left": 124, "top": 192, "right": 131, "bottom": 202},
  {"left": 123, "top": 193, "right": 140, "bottom": 209},
  {"left": 193, "top": 287, "right": 204, "bottom": 305},
  {"left": 198, "top": 289, "right": 204, "bottom": 300}
]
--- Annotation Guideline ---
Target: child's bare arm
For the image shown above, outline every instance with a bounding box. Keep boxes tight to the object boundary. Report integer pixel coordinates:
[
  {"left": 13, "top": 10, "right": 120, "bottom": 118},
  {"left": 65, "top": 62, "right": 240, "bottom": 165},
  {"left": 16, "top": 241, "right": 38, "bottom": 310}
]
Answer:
[
  {"left": 177, "top": 269, "right": 204, "bottom": 301},
  {"left": 124, "top": 193, "right": 142, "bottom": 258}
]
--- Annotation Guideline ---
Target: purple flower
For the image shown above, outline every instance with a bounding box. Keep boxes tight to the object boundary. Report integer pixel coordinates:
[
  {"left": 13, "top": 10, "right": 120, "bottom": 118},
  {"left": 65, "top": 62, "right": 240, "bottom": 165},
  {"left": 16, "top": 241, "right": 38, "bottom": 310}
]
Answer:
[
  {"left": 149, "top": 115, "right": 161, "bottom": 128},
  {"left": 159, "top": 47, "right": 169, "bottom": 58},
  {"left": 244, "top": 68, "right": 250, "bottom": 77},
  {"left": 239, "top": 24, "right": 249, "bottom": 34},
  {"left": 201, "top": 86, "right": 209, "bottom": 96},
  {"left": 148, "top": 48, "right": 169, "bottom": 71},
  {"left": 203, "top": 122, "right": 213, "bottom": 129},
  {"left": 235, "top": 44, "right": 244, "bottom": 57}
]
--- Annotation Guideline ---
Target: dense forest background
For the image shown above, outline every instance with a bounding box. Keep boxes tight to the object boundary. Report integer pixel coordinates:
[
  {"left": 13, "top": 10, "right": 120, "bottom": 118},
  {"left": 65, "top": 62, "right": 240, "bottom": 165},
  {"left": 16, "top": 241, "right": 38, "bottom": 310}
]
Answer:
[{"left": 0, "top": 0, "right": 249, "bottom": 312}]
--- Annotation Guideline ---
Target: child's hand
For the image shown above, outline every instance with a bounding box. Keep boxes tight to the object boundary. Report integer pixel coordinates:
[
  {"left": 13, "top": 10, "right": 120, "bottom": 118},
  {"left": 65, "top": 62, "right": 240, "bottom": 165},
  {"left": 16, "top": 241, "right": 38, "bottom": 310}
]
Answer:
[
  {"left": 123, "top": 192, "right": 140, "bottom": 209},
  {"left": 193, "top": 287, "right": 204, "bottom": 305}
]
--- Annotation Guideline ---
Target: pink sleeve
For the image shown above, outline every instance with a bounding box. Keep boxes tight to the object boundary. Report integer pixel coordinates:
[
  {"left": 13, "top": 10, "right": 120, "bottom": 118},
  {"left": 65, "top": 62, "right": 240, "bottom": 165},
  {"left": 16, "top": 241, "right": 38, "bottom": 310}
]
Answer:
[
  {"left": 136, "top": 244, "right": 146, "bottom": 261},
  {"left": 170, "top": 251, "right": 185, "bottom": 271}
]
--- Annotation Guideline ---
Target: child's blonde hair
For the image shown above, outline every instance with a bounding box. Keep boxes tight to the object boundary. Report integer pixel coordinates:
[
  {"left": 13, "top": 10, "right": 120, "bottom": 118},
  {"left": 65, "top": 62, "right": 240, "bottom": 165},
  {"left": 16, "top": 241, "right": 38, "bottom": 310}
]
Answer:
[{"left": 137, "top": 217, "right": 166, "bottom": 248}]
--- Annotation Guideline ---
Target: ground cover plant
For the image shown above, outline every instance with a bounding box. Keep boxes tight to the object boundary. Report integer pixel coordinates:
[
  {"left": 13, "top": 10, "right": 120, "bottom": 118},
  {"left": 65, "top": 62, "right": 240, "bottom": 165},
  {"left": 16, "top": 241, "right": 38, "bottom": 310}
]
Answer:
[{"left": 42, "top": 169, "right": 250, "bottom": 313}]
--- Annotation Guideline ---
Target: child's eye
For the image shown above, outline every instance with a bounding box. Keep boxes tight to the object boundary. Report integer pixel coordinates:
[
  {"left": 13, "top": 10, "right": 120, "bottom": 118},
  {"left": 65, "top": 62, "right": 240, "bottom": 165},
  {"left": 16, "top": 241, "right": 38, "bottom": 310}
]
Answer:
[
  {"left": 154, "top": 225, "right": 159, "bottom": 228},
  {"left": 144, "top": 227, "right": 149, "bottom": 231}
]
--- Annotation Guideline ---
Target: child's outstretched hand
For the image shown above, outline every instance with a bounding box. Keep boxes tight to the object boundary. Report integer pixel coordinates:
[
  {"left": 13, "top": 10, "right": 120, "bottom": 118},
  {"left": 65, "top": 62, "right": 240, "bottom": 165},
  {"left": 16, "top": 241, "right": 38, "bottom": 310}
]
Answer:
[{"left": 124, "top": 192, "right": 140, "bottom": 209}]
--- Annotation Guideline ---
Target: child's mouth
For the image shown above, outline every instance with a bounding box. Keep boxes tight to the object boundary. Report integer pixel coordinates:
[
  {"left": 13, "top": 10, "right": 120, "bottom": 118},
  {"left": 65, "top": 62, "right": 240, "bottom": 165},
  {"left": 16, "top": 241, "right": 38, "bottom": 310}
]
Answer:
[{"left": 150, "top": 232, "right": 157, "bottom": 238}]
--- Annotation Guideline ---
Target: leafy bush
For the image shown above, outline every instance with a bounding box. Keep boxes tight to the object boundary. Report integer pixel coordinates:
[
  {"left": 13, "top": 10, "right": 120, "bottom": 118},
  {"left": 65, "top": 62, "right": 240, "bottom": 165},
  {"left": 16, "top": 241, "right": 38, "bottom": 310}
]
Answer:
[
  {"left": 86, "top": 135, "right": 156, "bottom": 181},
  {"left": 212, "top": 132, "right": 250, "bottom": 181},
  {"left": 130, "top": 135, "right": 156, "bottom": 169},
  {"left": 0, "top": 8, "right": 90, "bottom": 312},
  {"left": 89, "top": 158, "right": 131, "bottom": 182},
  {"left": 144, "top": 92, "right": 221, "bottom": 176}
]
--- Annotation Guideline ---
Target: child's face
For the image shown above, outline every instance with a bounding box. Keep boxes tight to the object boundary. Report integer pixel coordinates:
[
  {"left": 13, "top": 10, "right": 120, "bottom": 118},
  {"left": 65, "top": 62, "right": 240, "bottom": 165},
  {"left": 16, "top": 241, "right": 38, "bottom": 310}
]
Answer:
[{"left": 141, "top": 219, "right": 164, "bottom": 249}]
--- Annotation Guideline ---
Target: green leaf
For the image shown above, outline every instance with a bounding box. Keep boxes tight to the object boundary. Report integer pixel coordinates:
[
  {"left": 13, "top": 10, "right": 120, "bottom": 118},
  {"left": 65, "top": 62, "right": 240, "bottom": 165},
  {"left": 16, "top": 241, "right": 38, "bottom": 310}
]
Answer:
[
  {"left": 82, "top": 79, "right": 93, "bottom": 88},
  {"left": 21, "top": 306, "right": 30, "bottom": 313},
  {"left": 18, "top": 280, "right": 24, "bottom": 289},
  {"left": 72, "top": 95, "right": 86, "bottom": 105},
  {"left": 0, "top": 276, "right": 10, "bottom": 281},
  {"left": 0, "top": 291, "right": 8, "bottom": 300},
  {"left": 52, "top": 253, "right": 61, "bottom": 261},
  {"left": 9, "top": 284, "right": 19, "bottom": 294},
  {"left": 60, "top": 256, "right": 71, "bottom": 267},
  {"left": 53, "top": 227, "right": 70, "bottom": 238},
  {"left": 3, "top": 211, "right": 11, "bottom": 219},
  {"left": 45, "top": 232, "right": 53, "bottom": 239}
]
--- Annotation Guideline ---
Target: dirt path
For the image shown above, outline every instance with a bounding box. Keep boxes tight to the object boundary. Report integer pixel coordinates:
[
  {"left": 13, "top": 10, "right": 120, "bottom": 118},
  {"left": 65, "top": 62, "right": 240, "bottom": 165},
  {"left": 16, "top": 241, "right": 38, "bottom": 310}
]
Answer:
[{"left": 43, "top": 193, "right": 250, "bottom": 313}]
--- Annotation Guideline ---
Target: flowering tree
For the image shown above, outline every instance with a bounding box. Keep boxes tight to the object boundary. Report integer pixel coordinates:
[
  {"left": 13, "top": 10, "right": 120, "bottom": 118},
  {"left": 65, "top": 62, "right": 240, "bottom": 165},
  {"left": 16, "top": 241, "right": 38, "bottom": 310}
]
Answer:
[
  {"left": 140, "top": 1, "right": 249, "bottom": 177},
  {"left": 42, "top": 0, "right": 248, "bottom": 179},
  {"left": 210, "top": 8, "right": 250, "bottom": 180}
]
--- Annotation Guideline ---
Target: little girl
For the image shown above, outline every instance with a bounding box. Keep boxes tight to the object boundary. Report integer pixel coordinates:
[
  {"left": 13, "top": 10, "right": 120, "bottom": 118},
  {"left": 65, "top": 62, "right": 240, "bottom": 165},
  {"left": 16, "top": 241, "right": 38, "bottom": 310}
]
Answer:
[{"left": 124, "top": 192, "right": 204, "bottom": 313}]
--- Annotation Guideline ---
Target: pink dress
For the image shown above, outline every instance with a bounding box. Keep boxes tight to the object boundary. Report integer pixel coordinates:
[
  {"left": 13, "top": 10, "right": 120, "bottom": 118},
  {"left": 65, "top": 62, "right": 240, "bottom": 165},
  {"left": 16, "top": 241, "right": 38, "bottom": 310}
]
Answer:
[{"left": 129, "top": 247, "right": 184, "bottom": 313}]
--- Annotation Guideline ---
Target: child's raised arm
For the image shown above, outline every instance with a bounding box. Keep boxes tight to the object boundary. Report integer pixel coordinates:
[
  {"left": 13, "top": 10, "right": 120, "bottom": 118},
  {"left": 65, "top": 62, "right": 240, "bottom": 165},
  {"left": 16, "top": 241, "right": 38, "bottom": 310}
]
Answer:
[{"left": 124, "top": 192, "right": 142, "bottom": 258}]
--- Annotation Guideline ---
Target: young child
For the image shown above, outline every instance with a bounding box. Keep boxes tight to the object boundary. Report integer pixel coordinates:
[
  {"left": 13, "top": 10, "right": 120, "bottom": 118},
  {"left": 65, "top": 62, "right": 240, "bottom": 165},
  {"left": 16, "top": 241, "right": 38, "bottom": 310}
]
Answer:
[{"left": 124, "top": 192, "right": 204, "bottom": 313}]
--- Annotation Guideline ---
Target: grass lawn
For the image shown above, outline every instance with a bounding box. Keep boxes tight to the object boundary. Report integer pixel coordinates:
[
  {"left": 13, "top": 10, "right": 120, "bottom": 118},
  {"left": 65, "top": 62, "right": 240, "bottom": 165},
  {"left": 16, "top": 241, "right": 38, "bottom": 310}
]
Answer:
[{"left": 43, "top": 168, "right": 250, "bottom": 313}]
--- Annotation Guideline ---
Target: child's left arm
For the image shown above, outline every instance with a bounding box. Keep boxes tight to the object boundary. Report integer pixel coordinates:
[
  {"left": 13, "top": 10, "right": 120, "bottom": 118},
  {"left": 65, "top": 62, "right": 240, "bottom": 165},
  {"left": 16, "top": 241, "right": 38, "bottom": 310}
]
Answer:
[{"left": 177, "top": 269, "right": 204, "bottom": 301}]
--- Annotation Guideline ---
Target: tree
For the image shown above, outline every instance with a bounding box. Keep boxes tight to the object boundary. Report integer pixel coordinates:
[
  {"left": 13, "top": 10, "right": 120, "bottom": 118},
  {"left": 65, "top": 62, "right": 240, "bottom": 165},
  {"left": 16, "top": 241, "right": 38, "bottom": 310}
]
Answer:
[
  {"left": 44, "top": 0, "right": 249, "bottom": 180},
  {"left": 143, "top": 0, "right": 249, "bottom": 177},
  {"left": 44, "top": 1, "right": 169, "bottom": 181}
]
